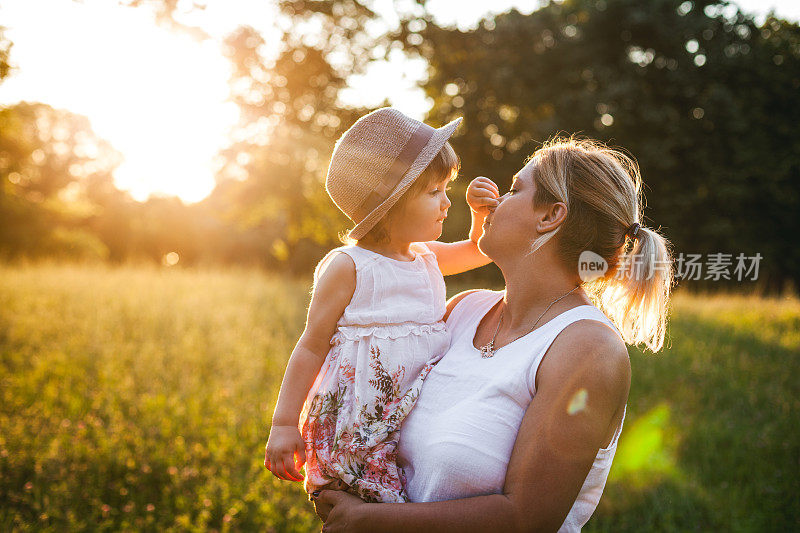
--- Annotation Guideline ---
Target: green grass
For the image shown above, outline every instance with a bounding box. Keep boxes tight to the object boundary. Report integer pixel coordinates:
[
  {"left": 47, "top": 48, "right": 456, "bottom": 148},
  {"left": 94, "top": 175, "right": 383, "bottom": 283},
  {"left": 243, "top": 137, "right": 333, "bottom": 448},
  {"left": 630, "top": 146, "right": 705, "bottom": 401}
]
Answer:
[
  {"left": 590, "top": 294, "right": 800, "bottom": 532},
  {"left": 1, "top": 263, "right": 798, "bottom": 531}
]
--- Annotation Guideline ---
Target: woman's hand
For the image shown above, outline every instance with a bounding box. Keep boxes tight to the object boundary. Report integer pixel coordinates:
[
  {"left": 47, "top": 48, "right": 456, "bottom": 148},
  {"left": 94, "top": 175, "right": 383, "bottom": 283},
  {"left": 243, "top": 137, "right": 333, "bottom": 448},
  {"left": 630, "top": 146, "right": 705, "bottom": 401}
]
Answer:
[
  {"left": 264, "top": 425, "right": 305, "bottom": 481},
  {"left": 315, "top": 490, "right": 367, "bottom": 532},
  {"left": 466, "top": 177, "right": 500, "bottom": 217}
]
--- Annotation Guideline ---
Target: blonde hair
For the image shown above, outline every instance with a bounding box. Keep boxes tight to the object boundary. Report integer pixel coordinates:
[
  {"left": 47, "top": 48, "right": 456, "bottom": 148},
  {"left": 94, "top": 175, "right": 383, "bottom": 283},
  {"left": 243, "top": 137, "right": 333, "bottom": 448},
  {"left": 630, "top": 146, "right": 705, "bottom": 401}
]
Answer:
[
  {"left": 529, "top": 137, "right": 674, "bottom": 352},
  {"left": 341, "top": 142, "right": 460, "bottom": 245}
]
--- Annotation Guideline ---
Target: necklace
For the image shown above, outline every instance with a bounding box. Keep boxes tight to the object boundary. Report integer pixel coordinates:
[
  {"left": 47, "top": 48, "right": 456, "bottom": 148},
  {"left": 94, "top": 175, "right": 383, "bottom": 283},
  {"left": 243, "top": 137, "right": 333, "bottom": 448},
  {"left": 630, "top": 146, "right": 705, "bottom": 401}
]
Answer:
[{"left": 479, "top": 285, "right": 581, "bottom": 358}]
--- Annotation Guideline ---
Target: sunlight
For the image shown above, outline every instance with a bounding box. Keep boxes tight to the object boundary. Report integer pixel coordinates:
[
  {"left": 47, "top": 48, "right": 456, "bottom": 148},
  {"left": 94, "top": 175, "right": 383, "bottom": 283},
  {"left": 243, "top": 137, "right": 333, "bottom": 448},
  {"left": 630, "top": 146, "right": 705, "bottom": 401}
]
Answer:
[
  {"left": 163, "top": 252, "right": 180, "bottom": 266},
  {"left": 2, "top": 0, "right": 795, "bottom": 206},
  {"left": 0, "top": 0, "right": 239, "bottom": 203}
]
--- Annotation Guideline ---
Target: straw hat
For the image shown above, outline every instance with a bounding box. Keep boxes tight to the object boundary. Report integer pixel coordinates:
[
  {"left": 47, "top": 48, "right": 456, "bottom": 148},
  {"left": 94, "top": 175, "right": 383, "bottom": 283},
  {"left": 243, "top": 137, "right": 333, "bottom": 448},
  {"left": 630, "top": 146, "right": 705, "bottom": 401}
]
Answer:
[{"left": 325, "top": 107, "right": 462, "bottom": 240}]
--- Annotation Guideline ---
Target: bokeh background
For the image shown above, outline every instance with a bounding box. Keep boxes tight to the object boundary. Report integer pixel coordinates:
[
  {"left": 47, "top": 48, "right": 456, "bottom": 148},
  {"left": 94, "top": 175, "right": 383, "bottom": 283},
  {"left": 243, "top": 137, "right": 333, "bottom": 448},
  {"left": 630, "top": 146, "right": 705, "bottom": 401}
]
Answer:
[{"left": 1, "top": 0, "right": 798, "bottom": 531}]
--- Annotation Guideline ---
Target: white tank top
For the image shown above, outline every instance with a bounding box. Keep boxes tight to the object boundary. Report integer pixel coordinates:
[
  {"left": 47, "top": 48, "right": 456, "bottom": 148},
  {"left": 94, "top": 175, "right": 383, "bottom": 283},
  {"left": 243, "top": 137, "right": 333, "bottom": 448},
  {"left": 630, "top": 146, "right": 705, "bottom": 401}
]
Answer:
[{"left": 397, "top": 290, "right": 627, "bottom": 532}]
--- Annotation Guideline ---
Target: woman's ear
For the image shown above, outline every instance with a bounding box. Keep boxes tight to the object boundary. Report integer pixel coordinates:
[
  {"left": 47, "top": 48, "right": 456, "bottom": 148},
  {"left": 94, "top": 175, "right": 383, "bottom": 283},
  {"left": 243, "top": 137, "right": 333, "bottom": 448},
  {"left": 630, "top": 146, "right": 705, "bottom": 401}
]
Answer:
[{"left": 536, "top": 201, "right": 568, "bottom": 234}]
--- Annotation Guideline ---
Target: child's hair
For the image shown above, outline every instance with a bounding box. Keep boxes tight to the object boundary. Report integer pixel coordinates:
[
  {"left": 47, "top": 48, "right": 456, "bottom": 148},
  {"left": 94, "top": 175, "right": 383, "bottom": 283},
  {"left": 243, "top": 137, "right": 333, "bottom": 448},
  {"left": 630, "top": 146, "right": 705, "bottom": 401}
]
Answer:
[
  {"left": 527, "top": 136, "right": 674, "bottom": 352},
  {"left": 340, "top": 142, "right": 460, "bottom": 245}
]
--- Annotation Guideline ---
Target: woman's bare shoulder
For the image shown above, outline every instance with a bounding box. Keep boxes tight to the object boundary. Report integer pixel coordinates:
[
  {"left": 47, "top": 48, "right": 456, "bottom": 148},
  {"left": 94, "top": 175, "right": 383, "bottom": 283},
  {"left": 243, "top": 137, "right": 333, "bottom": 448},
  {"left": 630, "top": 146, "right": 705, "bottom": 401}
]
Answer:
[{"left": 538, "top": 318, "right": 630, "bottom": 398}]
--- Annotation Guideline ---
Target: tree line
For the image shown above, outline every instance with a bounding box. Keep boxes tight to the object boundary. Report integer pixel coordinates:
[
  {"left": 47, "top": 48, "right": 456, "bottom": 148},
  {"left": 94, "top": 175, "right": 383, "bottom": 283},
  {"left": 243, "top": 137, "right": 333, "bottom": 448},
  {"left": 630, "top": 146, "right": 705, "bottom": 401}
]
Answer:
[{"left": 0, "top": 0, "right": 798, "bottom": 290}]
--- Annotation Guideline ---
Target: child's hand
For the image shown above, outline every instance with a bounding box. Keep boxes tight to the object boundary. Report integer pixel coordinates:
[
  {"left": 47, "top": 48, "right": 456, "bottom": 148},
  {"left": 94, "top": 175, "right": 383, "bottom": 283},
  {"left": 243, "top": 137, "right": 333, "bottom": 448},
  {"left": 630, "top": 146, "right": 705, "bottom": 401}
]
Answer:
[
  {"left": 265, "top": 425, "right": 306, "bottom": 482},
  {"left": 466, "top": 177, "right": 500, "bottom": 217}
]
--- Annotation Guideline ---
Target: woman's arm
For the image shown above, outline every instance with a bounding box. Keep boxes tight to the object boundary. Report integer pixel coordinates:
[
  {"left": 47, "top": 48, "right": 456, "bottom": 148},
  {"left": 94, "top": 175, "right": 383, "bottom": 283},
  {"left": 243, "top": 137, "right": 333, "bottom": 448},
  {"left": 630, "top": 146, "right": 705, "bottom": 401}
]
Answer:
[
  {"left": 317, "top": 321, "right": 631, "bottom": 532},
  {"left": 499, "top": 321, "right": 631, "bottom": 531},
  {"left": 426, "top": 177, "right": 498, "bottom": 275},
  {"left": 265, "top": 253, "right": 356, "bottom": 481}
]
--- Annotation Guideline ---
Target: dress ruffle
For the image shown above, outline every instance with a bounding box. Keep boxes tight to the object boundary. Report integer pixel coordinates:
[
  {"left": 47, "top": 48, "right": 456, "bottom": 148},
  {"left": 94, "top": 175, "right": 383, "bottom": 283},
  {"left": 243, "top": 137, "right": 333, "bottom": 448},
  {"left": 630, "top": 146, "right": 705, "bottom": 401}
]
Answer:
[{"left": 331, "top": 322, "right": 447, "bottom": 344}]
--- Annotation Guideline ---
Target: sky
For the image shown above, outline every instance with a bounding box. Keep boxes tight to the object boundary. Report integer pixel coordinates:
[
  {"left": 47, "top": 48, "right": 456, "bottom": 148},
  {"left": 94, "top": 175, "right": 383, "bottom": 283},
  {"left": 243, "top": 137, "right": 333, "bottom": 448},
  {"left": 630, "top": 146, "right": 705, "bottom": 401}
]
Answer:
[{"left": 0, "top": 0, "right": 797, "bottom": 203}]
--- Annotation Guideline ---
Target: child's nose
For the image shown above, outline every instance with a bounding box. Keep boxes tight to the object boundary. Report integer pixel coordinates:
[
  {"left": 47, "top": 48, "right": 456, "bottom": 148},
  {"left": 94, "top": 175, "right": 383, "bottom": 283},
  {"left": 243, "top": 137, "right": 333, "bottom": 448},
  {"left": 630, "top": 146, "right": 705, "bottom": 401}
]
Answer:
[{"left": 442, "top": 194, "right": 452, "bottom": 209}]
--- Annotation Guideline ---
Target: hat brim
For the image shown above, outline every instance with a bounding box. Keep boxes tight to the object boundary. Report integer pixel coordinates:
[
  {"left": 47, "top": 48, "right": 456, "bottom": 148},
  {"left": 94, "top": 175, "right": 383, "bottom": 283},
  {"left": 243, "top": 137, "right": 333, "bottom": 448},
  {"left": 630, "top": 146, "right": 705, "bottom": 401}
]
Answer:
[{"left": 347, "top": 117, "right": 462, "bottom": 241}]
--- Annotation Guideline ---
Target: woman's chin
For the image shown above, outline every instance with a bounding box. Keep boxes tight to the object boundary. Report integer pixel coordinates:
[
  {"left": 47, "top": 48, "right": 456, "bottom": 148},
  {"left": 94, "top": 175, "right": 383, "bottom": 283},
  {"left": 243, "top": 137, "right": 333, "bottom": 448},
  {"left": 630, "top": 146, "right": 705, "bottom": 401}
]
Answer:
[{"left": 477, "top": 234, "right": 491, "bottom": 256}]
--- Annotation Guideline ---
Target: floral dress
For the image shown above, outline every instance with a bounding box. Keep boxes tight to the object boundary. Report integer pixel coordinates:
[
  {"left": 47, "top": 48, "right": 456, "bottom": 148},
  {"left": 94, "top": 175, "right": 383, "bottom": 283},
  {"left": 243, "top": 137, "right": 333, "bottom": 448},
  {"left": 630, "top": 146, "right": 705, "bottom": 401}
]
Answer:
[{"left": 298, "top": 243, "right": 450, "bottom": 503}]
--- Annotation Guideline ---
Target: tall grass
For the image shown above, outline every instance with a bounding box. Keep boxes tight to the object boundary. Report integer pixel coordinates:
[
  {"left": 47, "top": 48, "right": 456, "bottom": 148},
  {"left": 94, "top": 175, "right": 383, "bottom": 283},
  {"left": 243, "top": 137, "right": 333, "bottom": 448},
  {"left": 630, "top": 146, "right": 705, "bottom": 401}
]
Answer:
[
  {"left": 1, "top": 263, "right": 314, "bottom": 531},
  {"left": 1, "top": 263, "right": 797, "bottom": 531}
]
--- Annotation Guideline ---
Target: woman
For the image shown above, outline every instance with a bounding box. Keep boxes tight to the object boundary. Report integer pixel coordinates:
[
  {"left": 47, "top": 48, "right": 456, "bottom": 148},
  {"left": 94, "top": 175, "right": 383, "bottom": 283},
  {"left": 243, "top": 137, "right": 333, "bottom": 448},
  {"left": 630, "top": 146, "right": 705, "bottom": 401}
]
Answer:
[{"left": 314, "top": 137, "right": 674, "bottom": 532}]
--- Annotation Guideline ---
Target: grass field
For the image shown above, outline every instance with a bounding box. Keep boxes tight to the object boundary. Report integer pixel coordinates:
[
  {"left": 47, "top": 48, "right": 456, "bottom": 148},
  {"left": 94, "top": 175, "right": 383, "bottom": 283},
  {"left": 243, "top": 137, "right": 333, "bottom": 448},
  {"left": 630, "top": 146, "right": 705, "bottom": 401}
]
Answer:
[{"left": 1, "top": 263, "right": 798, "bottom": 532}]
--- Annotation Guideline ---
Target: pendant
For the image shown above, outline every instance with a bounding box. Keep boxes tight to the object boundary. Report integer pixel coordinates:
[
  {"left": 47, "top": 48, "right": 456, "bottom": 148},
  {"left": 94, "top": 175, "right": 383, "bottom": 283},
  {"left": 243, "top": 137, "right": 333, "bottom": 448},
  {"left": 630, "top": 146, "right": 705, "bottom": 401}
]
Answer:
[{"left": 479, "top": 340, "right": 495, "bottom": 358}]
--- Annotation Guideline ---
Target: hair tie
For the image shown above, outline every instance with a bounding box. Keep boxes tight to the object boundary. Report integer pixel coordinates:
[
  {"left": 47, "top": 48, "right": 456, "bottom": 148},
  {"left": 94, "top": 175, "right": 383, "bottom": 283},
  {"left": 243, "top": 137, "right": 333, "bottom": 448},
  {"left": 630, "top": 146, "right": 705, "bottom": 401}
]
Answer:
[{"left": 627, "top": 222, "right": 641, "bottom": 239}]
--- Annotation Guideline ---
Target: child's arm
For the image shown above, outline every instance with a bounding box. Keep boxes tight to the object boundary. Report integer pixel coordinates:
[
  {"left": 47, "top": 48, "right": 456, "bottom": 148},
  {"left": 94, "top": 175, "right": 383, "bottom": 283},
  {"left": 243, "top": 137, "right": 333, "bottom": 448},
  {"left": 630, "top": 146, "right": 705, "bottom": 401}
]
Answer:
[
  {"left": 264, "top": 252, "right": 356, "bottom": 482},
  {"left": 426, "top": 177, "right": 499, "bottom": 275}
]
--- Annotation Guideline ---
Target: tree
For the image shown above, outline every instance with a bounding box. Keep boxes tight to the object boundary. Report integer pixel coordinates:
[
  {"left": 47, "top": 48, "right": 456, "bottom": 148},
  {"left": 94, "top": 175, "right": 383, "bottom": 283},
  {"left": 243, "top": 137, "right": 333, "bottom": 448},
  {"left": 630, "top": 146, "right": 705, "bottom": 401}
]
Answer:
[
  {"left": 206, "top": 5, "right": 386, "bottom": 271},
  {"left": 404, "top": 0, "right": 800, "bottom": 290},
  {"left": 0, "top": 27, "right": 11, "bottom": 83},
  {"left": 0, "top": 102, "right": 123, "bottom": 259},
  {"left": 112, "top": 1, "right": 418, "bottom": 271}
]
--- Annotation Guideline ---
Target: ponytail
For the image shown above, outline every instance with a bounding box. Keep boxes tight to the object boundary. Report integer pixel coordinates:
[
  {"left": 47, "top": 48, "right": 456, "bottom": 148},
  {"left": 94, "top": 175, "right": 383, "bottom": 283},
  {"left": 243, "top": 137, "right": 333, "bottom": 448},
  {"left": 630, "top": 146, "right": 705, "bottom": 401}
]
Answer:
[{"left": 592, "top": 226, "right": 674, "bottom": 352}]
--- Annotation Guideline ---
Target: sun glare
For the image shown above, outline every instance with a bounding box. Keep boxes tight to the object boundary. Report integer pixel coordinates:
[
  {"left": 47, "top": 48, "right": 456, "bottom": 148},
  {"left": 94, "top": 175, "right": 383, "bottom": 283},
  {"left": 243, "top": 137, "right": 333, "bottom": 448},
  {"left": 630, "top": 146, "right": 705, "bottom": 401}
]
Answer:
[
  {"left": 0, "top": 0, "right": 239, "bottom": 203},
  {"left": 4, "top": 0, "right": 795, "bottom": 205}
]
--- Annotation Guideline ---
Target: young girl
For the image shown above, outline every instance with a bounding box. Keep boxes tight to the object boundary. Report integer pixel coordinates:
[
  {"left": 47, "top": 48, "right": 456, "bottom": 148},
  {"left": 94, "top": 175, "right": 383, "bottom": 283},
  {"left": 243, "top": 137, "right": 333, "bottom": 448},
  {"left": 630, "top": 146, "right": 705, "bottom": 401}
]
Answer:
[{"left": 264, "top": 108, "right": 499, "bottom": 503}]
